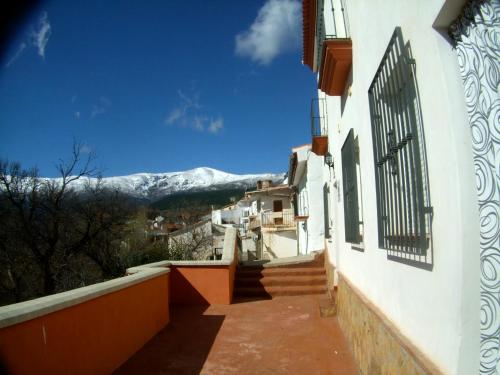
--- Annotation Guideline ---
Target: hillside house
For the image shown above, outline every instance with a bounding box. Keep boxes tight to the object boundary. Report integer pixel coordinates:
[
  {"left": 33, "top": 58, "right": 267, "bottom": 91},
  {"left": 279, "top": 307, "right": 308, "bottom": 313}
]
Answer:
[
  {"left": 288, "top": 144, "right": 326, "bottom": 255},
  {"left": 211, "top": 200, "right": 251, "bottom": 237},
  {"left": 244, "top": 181, "right": 298, "bottom": 259},
  {"left": 302, "top": 0, "right": 499, "bottom": 373}
]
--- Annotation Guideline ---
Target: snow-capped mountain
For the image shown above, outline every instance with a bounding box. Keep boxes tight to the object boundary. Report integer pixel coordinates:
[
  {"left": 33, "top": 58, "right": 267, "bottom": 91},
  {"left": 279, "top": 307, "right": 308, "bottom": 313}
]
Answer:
[{"left": 48, "top": 167, "right": 285, "bottom": 201}]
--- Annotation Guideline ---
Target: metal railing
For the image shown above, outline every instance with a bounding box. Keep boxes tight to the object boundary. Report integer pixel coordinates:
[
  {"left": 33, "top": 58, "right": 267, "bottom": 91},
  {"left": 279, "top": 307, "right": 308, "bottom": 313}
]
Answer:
[
  {"left": 311, "top": 97, "right": 328, "bottom": 137},
  {"left": 261, "top": 211, "right": 295, "bottom": 228},
  {"left": 316, "top": 0, "right": 351, "bottom": 68}
]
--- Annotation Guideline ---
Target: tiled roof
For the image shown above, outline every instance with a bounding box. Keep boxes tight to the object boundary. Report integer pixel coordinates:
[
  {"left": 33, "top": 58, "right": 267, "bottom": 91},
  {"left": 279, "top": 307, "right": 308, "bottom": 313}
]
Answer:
[{"left": 302, "top": 0, "right": 316, "bottom": 69}]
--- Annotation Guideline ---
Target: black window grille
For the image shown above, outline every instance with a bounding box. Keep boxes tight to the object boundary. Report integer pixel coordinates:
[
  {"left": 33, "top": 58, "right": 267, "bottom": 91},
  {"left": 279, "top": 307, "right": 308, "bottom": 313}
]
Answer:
[
  {"left": 368, "top": 27, "right": 431, "bottom": 257},
  {"left": 341, "top": 129, "right": 360, "bottom": 244}
]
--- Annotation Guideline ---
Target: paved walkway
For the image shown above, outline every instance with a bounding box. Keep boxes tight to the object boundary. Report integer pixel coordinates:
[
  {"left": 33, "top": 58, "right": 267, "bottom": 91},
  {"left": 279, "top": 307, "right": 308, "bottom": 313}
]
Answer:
[{"left": 115, "top": 295, "right": 358, "bottom": 375}]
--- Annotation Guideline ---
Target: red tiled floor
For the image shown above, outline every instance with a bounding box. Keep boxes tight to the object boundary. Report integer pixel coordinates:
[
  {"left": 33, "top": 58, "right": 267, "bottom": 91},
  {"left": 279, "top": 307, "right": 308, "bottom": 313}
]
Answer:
[{"left": 114, "top": 295, "right": 358, "bottom": 375}]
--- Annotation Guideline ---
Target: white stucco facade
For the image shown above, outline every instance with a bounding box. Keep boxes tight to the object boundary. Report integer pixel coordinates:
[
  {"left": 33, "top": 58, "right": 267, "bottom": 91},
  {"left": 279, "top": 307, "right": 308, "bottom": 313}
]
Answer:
[
  {"left": 245, "top": 185, "right": 298, "bottom": 259},
  {"left": 289, "top": 145, "right": 326, "bottom": 255},
  {"left": 262, "top": 230, "right": 297, "bottom": 259},
  {"left": 313, "top": 0, "right": 482, "bottom": 374}
]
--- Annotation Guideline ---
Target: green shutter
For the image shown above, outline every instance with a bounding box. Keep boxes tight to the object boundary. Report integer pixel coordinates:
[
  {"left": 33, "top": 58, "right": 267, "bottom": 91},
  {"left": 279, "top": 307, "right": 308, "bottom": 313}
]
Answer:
[{"left": 341, "top": 129, "right": 360, "bottom": 244}]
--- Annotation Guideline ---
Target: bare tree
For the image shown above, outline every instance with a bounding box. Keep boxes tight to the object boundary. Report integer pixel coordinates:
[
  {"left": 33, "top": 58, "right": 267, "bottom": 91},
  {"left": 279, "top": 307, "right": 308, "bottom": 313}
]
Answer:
[
  {"left": 0, "top": 143, "right": 134, "bottom": 303},
  {"left": 168, "top": 221, "right": 213, "bottom": 260}
]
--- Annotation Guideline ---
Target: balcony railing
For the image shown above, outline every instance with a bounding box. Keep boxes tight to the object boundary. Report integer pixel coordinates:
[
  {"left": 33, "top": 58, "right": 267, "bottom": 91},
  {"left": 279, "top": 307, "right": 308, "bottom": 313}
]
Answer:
[
  {"left": 317, "top": 0, "right": 352, "bottom": 96},
  {"left": 311, "top": 98, "right": 329, "bottom": 155},
  {"left": 261, "top": 210, "right": 295, "bottom": 229}
]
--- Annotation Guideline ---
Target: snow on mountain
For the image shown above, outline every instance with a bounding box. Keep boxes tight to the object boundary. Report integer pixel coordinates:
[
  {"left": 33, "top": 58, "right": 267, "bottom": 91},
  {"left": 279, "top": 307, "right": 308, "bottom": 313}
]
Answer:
[{"left": 46, "top": 167, "right": 285, "bottom": 200}]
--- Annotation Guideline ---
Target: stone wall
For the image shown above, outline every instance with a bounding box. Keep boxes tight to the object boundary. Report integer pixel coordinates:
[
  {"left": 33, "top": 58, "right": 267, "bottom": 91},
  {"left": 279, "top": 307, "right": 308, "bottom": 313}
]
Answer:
[{"left": 336, "top": 274, "right": 443, "bottom": 375}]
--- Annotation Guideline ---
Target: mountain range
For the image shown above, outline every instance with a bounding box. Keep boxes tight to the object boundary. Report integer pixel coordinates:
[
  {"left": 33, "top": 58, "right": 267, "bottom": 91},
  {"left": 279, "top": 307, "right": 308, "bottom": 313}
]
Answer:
[{"left": 49, "top": 167, "right": 285, "bottom": 202}]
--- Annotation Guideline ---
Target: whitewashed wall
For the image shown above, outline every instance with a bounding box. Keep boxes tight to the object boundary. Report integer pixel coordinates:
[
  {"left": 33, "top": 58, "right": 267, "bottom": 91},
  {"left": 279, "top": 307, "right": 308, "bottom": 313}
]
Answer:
[
  {"left": 296, "top": 177, "right": 308, "bottom": 254},
  {"left": 262, "top": 230, "right": 297, "bottom": 259},
  {"left": 305, "top": 150, "right": 326, "bottom": 252},
  {"left": 321, "top": 0, "right": 480, "bottom": 374}
]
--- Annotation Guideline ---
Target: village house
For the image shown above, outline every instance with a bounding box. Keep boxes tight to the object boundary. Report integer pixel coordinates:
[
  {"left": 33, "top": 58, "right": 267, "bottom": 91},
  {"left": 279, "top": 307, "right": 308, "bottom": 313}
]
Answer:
[
  {"left": 288, "top": 143, "right": 326, "bottom": 255},
  {"left": 244, "top": 180, "right": 298, "bottom": 260}
]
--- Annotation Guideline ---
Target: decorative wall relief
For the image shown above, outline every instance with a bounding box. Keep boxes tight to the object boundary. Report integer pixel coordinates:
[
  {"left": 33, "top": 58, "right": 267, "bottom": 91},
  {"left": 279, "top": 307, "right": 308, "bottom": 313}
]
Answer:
[{"left": 450, "top": 1, "right": 500, "bottom": 374}]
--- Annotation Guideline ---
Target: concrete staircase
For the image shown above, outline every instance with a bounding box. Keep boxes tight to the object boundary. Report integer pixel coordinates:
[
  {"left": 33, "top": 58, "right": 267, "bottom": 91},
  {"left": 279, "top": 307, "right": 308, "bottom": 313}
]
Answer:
[{"left": 233, "top": 252, "right": 328, "bottom": 299}]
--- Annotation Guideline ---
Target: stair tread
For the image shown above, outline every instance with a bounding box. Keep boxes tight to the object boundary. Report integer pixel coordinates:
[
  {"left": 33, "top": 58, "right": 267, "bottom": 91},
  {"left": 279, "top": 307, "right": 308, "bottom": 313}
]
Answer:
[
  {"left": 235, "top": 285, "right": 327, "bottom": 292},
  {"left": 236, "top": 267, "right": 325, "bottom": 276},
  {"left": 235, "top": 276, "right": 326, "bottom": 287},
  {"left": 234, "top": 285, "right": 327, "bottom": 297}
]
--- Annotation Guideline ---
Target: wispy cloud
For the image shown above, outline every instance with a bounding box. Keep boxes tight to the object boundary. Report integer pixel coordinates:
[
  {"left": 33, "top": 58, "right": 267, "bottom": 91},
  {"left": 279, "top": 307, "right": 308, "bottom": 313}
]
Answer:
[
  {"left": 91, "top": 96, "right": 111, "bottom": 118},
  {"left": 5, "top": 43, "right": 27, "bottom": 67},
  {"left": 4, "top": 12, "right": 51, "bottom": 67},
  {"left": 32, "top": 12, "right": 51, "bottom": 59},
  {"left": 165, "top": 108, "right": 183, "bottom": 125},
  {"left": 193, "top": 116, "right": 207, "bottom": 131},
  {"left": 235, "top": 0, "right": 301, "bottom": 65},
  {"left": 74, "top": 111, "right": 81, "bottom": 120},
  {"left": 165, "top": 89, "right": 223, "bottom": 135},
  {"left": 208, "top": 117, "right": 224, "bottom": 134},
  {"left": 80, "top": 144, "right": 92, "bottom": 154},
  {"left": 165, "top": 89, "right": 200, "bottom": 125}
]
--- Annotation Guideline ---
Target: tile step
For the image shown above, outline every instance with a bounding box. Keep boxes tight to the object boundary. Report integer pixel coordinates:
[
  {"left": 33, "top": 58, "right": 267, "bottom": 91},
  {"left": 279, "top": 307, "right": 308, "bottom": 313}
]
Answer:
[
  {"left": 236, "top": 267, "right": 325, "bottom": 278},
  {"left": 234, "top": 285, "right": 327, "bottom": 297},
  {"left": 235, "top": 275, "right": 326, "bottom": 287}
]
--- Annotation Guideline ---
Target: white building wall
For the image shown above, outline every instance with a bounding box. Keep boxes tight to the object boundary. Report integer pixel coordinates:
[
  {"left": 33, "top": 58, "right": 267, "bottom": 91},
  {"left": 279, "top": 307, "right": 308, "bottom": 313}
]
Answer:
[
  {"left": 305, "top": 151, "right": 326, "bottom": 252},
  {"left": 262, "top": 230, "right": 297, "bottom": 259},
  {"left": 257, "top": 195, "right": 292, "bottom": 212},
  {"left": 211, "top": 210, "right": 222, "bottom": 225},
  {"left": 220, "top": 208, "right": 241, "bottom": 225},
  {"left": 321, "top": 1, "right": 480, "bottom": 374},
  {"left": 296, "top": 177, "right": 308, "bottom": 254}
]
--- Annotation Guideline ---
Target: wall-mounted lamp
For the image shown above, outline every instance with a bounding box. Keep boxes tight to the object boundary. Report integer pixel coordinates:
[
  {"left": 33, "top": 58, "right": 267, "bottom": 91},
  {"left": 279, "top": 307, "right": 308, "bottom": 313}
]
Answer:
[{"left": 325, "top": 152, "right": 334, "bottom": 168}]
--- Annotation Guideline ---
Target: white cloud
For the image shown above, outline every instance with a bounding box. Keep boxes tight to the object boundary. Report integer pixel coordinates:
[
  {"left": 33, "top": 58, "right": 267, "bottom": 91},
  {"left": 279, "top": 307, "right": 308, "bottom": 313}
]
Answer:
[
  {"left": 74, "top": 111, "right": 81, "bottom": 120},
  {"left": 5, "top": 43, "right": 27, "bottom": 67},
  {"left": 165, "top": 108, "right": 183, "bottom": 125},
  {"left": 164, "top": 90, "right": 224, "bottom": 135},
  {"left": 4, "top": 12, "right": 51, "bottom": 67},
  {"left": 164, "top": 89, "right": 201, "bottom": 126},
  {"left": 32, "top": 12, "right": 51, "bottom": 59},
  {"left": 193, "top": 116, "right": 207, "bottom": 131},
  {"left": 177, "top": 89, "right": 201, "bottom": 110},
  {"left": 208, "top": 117, "right": 224, "bottom": 134},
  {"left": 235, "top": 0, "right": 301, "bottom": 65},
  {"left": 80, "top": 144, "right": 92, "bottom": 154},
  {"left": 91, "top": 96, "right": 111, "bottom": 118}
]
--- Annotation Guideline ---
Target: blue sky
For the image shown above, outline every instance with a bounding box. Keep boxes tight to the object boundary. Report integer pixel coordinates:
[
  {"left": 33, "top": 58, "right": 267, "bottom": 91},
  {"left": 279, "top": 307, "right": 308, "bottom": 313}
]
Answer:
[{"left": 0, "top": 0, "right": 316, "bottom": 177}]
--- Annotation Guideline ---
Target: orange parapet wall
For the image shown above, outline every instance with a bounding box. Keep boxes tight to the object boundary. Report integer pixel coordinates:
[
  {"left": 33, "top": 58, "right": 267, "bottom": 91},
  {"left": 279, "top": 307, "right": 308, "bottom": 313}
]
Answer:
[
  {"left": 169, "top": 227, "right": 239, "bottom": 305},
  {"left": 0, "top": 270, "right": 169, "bottom": 375},
  {"left": 170, "top": 264, "right": 235, "bottom": 305}
]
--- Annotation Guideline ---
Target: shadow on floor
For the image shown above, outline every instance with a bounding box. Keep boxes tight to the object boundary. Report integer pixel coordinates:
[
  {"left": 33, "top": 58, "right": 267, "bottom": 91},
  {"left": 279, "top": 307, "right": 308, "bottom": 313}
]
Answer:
[
  {"left": 231, "top": 295, "right": 272, "bottom": 304},
  {"left": 114, "top": 305, "right": 224, "bottom": 375}
]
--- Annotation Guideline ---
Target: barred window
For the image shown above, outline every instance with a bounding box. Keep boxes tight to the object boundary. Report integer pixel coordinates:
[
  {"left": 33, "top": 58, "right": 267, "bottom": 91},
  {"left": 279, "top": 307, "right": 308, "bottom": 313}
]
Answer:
[
  {"left": 341, "top": 129, "right": 360, "bottom": 244},
  {"left": 368, "top": 27, "right": 432, "bottom": 259}
]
